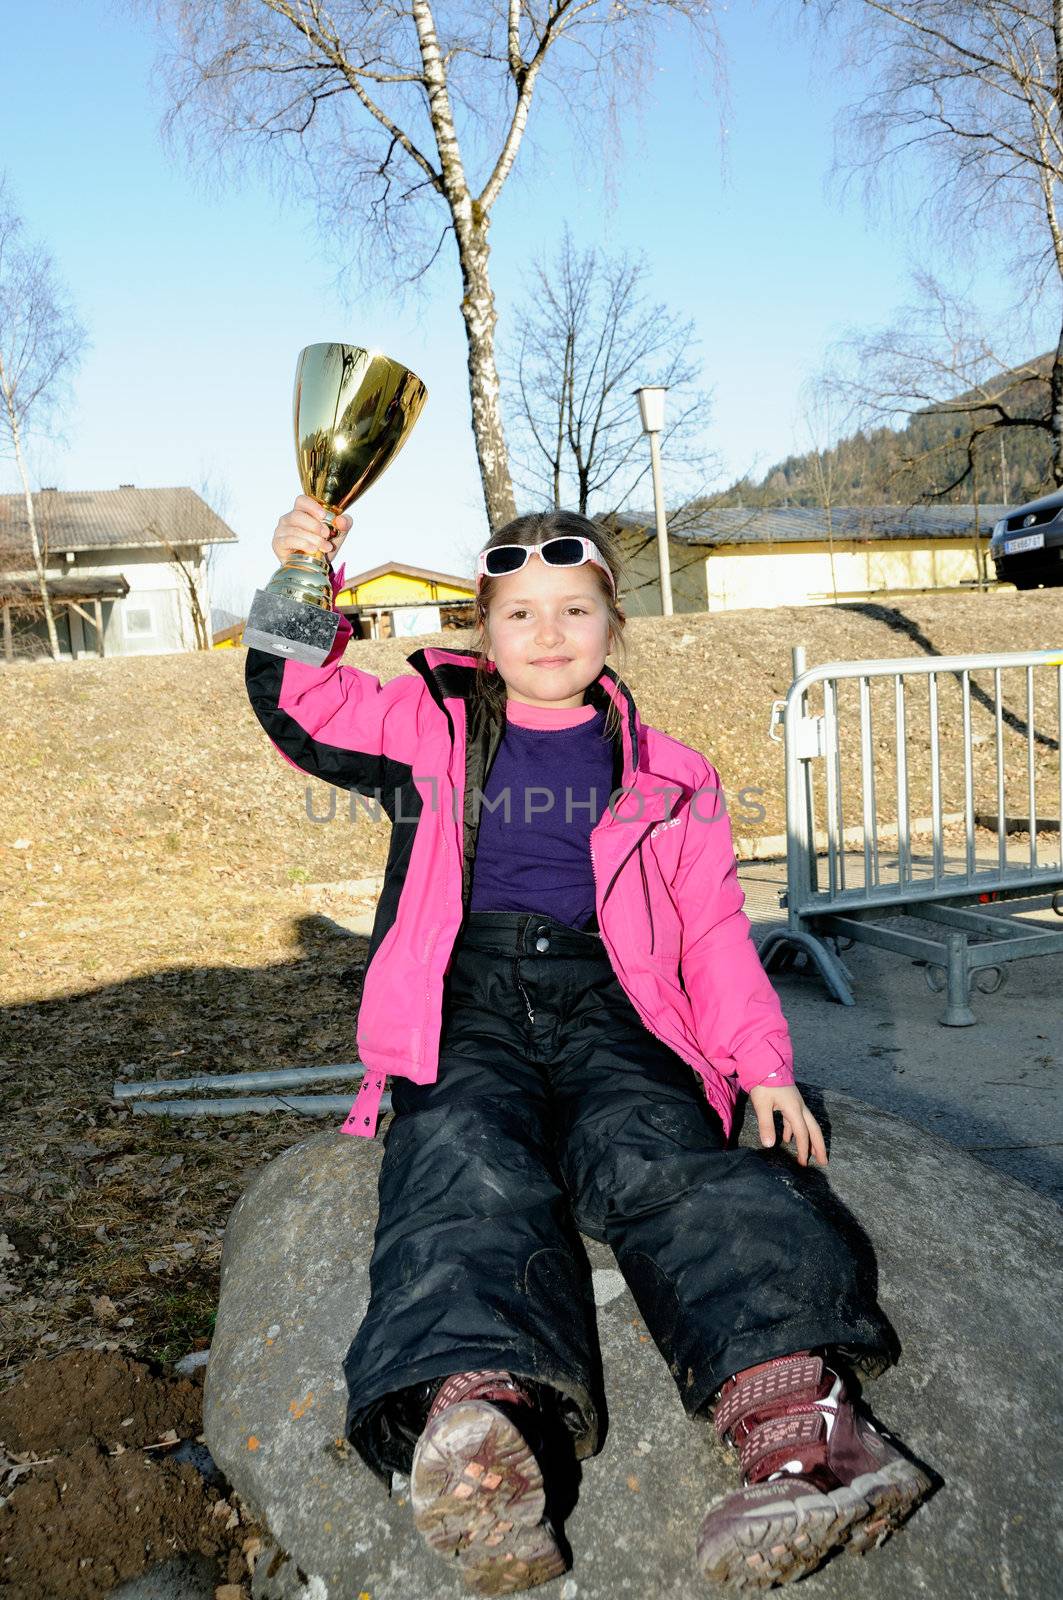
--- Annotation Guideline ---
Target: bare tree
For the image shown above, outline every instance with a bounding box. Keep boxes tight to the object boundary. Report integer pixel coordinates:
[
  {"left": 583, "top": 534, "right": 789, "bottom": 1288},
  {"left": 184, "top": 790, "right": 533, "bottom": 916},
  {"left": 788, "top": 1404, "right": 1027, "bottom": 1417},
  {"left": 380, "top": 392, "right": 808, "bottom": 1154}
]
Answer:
[
  {"left": 818, "top": 270, "right": 1052, "bottom": 503},
  {"left": 195, "top": 473, "right": 229, "bottom": 639},
  {"left": 503, "top": 222, "right": 717, "bottom": 516},
  {"left": 147, "top": 1, "right": 723, "bottom": 530},
  {"left": 0, "top": 183, "right": 87, "bottom": 661},
  {"left": 806, "top": 0, "right": 1063, "bottom": 485},
  {"left": 151, "top": 525, "right": 213, "bottom": 650},
  {"left": 146, "top": 476, "right": 235, "bottom": 651}
]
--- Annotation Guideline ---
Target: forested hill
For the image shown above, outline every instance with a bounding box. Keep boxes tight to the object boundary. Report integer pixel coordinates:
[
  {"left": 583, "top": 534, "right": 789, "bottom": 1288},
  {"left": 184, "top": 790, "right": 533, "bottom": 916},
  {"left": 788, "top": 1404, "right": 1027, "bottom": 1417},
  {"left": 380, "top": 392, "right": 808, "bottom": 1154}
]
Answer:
[{"left": 713, "top": 354, "right": 1057, "bottom": 511}]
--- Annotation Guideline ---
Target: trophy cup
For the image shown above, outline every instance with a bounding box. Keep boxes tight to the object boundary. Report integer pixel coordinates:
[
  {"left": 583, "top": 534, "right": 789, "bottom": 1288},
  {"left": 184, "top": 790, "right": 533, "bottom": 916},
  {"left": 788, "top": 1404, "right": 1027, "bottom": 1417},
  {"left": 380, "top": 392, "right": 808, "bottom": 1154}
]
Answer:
[{"left": 243, "top": 343, "right": 428, "bottom": 665}]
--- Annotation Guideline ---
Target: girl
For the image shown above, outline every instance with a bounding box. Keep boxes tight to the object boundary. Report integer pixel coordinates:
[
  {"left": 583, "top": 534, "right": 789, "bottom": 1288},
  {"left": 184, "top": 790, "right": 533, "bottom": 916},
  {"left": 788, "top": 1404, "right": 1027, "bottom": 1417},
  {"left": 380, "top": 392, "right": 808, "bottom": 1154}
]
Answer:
[{"left": 245, "top": 501, "right": 931, "bottom": 1596}]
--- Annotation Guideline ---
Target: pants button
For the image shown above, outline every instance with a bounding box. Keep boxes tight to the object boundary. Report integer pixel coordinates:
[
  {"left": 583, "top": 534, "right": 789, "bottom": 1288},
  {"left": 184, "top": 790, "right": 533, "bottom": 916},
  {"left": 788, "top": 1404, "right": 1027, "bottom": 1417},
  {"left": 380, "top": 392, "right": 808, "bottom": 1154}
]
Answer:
[{"left": 535, "top": 935, "right": 550, "bottom": 952}]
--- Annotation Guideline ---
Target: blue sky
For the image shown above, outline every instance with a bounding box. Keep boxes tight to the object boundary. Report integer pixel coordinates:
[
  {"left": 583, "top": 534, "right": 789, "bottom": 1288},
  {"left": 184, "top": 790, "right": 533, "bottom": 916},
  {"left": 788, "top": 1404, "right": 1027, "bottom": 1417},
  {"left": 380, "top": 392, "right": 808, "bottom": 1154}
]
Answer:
[{"left": 0, "top": 1, "right": 1032, "bottom": 614}]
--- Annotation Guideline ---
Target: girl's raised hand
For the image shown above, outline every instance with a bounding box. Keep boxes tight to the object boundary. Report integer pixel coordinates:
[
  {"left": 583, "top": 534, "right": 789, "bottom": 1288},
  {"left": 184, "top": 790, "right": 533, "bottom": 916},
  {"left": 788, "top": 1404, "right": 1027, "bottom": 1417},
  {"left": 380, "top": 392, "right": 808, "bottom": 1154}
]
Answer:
[
  {"left": 272, "top": 495, "right": 352, "bottom": 568},
  {"left": 747, "top": 1083, "right": 828, "bottom": 1168}
]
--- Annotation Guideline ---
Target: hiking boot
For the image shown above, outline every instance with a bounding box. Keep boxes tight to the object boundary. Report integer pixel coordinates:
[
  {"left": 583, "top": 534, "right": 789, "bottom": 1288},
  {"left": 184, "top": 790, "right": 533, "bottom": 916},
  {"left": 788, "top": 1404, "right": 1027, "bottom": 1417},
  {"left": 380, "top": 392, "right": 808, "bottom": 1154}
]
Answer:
[
  {"left": 696, "top": 1351, "right": 931, "bottom": 1589},
  {"left": 410, "top": 1369, "right": 567, "bottom": 1596}
]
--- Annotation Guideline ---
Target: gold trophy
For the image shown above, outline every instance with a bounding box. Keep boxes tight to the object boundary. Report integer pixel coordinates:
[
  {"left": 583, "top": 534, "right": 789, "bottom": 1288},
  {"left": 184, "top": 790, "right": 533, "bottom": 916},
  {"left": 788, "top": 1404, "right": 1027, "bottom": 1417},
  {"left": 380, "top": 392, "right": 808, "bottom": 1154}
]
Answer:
[{"left": 243, "top": 343, "right": 428, "bottom": 665}]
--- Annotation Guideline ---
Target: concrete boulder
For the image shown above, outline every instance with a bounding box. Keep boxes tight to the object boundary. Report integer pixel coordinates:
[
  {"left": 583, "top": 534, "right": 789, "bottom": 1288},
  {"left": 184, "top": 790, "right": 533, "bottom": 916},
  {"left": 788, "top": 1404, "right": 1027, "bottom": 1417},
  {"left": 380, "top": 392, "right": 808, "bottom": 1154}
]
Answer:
[{"left": 203, "top": 1093, "right": 1062, "bottom": 1599}]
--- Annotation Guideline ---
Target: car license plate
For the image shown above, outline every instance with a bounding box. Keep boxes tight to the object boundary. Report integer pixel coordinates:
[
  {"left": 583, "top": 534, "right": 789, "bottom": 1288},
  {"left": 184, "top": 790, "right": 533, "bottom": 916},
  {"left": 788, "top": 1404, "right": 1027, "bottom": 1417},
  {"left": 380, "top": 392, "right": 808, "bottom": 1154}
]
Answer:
[{"left": 1004, "top": 532, "right": 1045, "bottom": 554}]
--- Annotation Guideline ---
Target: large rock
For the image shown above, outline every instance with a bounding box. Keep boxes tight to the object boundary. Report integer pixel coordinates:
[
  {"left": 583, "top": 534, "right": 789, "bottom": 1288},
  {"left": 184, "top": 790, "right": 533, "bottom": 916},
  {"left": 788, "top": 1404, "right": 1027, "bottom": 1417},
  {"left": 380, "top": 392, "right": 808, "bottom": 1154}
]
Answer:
[{"left": 203, "top": 1094, "right": 1062, "bottom": 1599}]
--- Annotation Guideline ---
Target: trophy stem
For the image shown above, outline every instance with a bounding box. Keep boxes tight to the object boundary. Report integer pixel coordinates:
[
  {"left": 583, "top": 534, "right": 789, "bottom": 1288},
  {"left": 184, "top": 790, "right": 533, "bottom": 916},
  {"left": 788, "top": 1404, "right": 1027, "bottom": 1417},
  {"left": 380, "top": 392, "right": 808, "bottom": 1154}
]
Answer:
[{"left": 263, "top": 549, "right": 334, "bottom": 611}]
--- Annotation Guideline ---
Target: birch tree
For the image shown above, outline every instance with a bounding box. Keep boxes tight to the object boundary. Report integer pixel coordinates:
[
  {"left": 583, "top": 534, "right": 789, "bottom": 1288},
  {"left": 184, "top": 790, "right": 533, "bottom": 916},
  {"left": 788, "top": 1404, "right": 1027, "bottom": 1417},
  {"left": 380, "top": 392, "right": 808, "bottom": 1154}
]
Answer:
[
  {"left": 0, "top": 185, "right": 87, "bottom": 661},
  {"left": 807, "top": 0, "right": 1063, "bottom": 487},
  {"left": 149, "top": 1, "right": 723, "bottom": 529}
]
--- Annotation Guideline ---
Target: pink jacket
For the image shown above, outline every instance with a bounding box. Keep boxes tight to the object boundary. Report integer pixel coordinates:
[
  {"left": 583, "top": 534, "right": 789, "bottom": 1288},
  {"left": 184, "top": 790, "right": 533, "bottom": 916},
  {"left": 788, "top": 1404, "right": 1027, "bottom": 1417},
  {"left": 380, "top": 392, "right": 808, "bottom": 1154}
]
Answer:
[{"left": 244, "top": 565, "right": 795, "bottom": 1140}]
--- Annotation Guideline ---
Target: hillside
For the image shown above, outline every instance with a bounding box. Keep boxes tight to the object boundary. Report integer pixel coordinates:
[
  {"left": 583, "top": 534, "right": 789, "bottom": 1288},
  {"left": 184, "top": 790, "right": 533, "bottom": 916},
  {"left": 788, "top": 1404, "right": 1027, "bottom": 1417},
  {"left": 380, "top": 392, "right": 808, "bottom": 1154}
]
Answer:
[{"left": 718, "top": 353, "right": 1055, "bottom": 510}]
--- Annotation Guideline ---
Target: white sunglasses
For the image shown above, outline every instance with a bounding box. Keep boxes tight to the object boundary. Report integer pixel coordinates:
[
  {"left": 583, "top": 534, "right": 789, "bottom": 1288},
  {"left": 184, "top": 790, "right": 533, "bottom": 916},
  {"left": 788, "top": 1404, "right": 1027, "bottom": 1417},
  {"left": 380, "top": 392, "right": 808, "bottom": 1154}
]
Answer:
[{"left": 476, "top": 536, "right": 616, "bottom": 597}]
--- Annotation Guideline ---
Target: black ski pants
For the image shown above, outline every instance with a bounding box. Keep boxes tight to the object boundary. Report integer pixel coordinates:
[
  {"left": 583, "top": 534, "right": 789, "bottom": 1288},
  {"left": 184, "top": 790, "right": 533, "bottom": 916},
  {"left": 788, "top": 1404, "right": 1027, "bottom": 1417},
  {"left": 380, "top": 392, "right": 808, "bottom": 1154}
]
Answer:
[{"left": 343, "top": 911, "right": 890, "bottom": 1485}]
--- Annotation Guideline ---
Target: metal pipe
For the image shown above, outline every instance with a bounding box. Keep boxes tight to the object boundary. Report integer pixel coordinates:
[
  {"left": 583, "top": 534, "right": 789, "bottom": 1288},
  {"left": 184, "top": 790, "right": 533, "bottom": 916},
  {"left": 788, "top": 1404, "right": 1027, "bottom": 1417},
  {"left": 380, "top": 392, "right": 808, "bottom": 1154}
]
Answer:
[
  {"left": 113, "top": 1063, "right": 366, "bottom": 1100},
  {"left": 895, "top": 673, "right": 911, "bottom": 888},
  {"left": 127, "top": 1092, "right": 392, "bottom": 1118},
  {"left": 995, "top": 666, "right": 1006, "bottom": 877},
  {"left": 962, "top": 668, "right": 974, "bottom": 880},
  {"left": 859, "top": 674, "right": 874, "bottom": 892},
  {"left": 833, "top": 677, "right": 847, "bottom": 893},
  {"left": 786, "top": 644, "right": 809, "bottom": 930},
  {"left": 1027, "top": 665, "right": 1038, "bottom": 872},
  {"left": 929, "top": 672, "right": 943, "bottom": 888},
  {"left": 1058, "top": 662, "right": 1063, "bottom": 871},
  {"left": 868, "top": 678, "right": 881, "bottom": 890},
  {"left": 824, "top": 675, "right": 839, "bottom": 898},
  {"left": 791, "top": 646, "right": 1062, "bottom": 682}
]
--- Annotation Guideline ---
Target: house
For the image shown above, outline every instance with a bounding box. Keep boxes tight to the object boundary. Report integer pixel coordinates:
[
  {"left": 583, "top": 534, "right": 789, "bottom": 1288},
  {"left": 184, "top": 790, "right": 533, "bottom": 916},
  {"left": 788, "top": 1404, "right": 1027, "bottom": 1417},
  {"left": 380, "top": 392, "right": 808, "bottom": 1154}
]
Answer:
[
  {"left": 603, "top": 504, "right": 1009, "bottom": 614},
  {"left": 211, "top": 606, "right": 246, "bottom": 650},
  {"left": 0, "top": 486, "right": 238, "bottom": 662},
  {"left": 333, "top": 560, "right": 476, "bottom": 639}
]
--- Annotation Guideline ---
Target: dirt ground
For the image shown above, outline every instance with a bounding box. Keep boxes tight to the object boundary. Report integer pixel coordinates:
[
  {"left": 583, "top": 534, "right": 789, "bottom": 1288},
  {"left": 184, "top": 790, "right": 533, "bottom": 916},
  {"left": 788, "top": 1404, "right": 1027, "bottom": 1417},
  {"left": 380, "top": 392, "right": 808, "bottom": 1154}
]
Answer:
[
  {"left": 1, "top": 585, "right": 1061, "bottom": 1594},
  {"left": 0, "top": 1350, "right": 266, "bottom": 1598}
]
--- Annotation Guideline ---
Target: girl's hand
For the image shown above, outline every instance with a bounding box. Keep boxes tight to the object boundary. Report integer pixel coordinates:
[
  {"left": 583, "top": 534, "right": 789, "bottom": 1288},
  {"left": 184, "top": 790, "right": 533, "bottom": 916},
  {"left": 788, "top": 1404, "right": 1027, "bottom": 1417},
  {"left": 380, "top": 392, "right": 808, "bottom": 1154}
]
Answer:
[
  {"left": 747, "top": 1083, "right": 828, "bottom": 1167},
  {"left": 272, "top": 495, "right": 352, "bottom": 567}
]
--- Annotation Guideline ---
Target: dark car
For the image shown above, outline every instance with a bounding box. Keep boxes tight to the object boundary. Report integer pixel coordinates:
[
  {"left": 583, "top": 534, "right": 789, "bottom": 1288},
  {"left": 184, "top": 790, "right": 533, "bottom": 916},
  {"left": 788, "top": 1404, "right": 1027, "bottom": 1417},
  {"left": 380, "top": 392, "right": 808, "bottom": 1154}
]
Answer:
[{"left": 990, "top": 488, "right": 1063, "bottom": 588}]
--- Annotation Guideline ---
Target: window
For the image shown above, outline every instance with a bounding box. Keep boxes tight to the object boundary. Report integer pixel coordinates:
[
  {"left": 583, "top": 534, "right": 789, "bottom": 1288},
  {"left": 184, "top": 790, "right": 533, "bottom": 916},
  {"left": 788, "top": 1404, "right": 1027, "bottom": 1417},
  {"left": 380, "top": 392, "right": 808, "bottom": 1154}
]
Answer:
[{"left": 124, "top": 604, "right": 155, "bottom": 637}]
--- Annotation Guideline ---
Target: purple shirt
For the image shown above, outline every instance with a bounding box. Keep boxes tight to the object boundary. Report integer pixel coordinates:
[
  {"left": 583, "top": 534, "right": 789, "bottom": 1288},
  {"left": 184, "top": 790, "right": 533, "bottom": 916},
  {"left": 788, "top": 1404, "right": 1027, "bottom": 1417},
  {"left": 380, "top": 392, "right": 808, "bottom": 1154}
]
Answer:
[{"left": 469, "top": 698, "right": 616, "bottom": 931}]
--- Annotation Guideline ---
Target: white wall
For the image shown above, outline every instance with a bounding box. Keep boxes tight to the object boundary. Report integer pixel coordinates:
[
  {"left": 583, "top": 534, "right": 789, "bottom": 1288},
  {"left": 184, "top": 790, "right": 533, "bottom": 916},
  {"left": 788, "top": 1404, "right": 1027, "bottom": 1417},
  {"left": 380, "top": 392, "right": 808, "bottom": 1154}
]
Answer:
[
  {"left": 704, "top": 539, "right": 983, "bottom": 612},
  {"left": 49, "top": 545, "right": 211, "bottom": 658}
]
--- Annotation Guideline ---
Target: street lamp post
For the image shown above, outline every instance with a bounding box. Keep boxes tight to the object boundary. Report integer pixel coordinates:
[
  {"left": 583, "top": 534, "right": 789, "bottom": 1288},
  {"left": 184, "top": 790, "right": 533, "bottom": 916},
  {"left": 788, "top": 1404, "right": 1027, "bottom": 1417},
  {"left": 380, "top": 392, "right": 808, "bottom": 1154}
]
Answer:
[{"left": 634, "top": 385, "right": 673, "bottom": 615}]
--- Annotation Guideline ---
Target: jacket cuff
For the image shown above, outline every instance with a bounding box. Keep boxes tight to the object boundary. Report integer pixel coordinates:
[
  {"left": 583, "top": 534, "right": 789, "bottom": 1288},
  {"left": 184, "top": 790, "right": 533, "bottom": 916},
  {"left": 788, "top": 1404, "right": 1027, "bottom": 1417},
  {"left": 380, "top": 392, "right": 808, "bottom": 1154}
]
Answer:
[
  {"left": 321, "top": 609, "right": 353, "bottom": 666},
  {"left": 735, "top": 1048, "right": 795, "bottom": 1094},
  {"left": 328, "top": 559, "right": 346, "bottom": 601}
]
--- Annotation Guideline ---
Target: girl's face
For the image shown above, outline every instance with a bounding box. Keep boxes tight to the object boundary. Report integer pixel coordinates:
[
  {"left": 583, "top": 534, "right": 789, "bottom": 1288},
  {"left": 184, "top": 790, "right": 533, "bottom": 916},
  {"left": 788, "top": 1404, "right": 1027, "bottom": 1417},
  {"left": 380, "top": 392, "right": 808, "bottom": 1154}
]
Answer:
[{"left": 484, "top": 554, "right": 613, "bottom": 709}]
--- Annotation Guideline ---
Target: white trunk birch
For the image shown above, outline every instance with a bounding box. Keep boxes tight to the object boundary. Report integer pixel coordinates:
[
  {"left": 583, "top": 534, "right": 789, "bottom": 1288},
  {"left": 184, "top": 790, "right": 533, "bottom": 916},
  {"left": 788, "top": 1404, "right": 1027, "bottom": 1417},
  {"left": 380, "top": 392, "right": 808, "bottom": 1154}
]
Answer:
[
  {"left": 0, "top": 356, "right": 60, "bottom": 658},
  {"left": 152, "top": 1, "right": 722, "bottom": 529}
]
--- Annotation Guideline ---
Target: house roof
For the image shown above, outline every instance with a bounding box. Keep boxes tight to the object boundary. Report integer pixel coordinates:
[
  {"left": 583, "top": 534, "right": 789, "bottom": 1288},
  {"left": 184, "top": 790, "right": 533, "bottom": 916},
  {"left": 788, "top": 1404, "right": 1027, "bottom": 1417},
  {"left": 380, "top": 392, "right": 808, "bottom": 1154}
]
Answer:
[
  {"left": 607, "top": 504, "right": 1010, "bottom": 547},
  {"left": 339, "top": 559, "right": 475, "bottom": 594},
  {"left": 0, "top": 487, "right": 239, "bottom": 558},
  {"left": 0, "top": 575, "right": 131, "bottom": 602}
]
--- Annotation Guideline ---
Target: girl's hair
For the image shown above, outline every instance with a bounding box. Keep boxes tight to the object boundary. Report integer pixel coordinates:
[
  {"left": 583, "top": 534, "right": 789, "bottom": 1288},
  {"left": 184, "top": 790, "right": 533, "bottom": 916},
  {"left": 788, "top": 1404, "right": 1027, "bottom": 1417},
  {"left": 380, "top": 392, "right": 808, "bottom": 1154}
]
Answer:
[{"left": 470, "top": 509, "right": 632, "bottom": 744}]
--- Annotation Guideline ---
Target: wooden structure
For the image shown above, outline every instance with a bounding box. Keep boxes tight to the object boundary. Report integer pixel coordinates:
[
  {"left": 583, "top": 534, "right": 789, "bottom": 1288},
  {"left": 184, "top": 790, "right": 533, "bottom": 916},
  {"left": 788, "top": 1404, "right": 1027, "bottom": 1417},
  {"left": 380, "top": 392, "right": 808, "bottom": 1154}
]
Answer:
[
  {"left": 334, "top": 560, "right": 476, "bottom": 640},
  {"left": 1, "top": 574, "right": 130, "bottom": 662}
]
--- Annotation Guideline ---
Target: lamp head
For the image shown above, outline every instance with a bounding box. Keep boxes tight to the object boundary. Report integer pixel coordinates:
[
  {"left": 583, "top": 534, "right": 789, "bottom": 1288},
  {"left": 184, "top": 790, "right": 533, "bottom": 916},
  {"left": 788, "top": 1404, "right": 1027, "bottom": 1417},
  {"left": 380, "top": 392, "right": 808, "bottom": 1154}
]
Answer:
[{"left": 634, "top": 385, "right": 668, "bottom": 433}]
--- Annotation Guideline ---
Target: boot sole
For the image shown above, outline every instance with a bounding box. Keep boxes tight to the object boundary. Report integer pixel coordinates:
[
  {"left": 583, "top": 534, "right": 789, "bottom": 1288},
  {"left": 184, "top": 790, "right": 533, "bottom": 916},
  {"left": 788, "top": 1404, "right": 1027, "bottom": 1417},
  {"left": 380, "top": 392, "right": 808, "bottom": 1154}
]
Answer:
[
  {"left": 696, "top": 1457, "right": 931, "bottom": 1590},
  {"left": 410, "top": 1399, "right": 567, "bottom": 1596}
]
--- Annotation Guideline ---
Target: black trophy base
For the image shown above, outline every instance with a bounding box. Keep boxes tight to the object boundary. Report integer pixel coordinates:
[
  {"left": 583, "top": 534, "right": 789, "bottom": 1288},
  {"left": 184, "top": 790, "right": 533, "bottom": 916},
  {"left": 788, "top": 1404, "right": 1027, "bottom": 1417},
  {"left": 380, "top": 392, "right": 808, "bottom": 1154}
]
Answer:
[{"left": 243, "top": 588, "right": 343, "bottom": 668}]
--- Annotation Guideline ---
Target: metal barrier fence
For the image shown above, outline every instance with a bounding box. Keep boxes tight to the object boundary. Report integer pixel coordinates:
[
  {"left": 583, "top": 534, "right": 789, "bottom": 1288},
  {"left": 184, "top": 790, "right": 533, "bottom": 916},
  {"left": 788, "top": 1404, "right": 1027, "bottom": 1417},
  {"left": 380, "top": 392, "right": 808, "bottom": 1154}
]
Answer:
[{"left": 759, "top": 644, "right": 1063, "bottom": 1024}]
